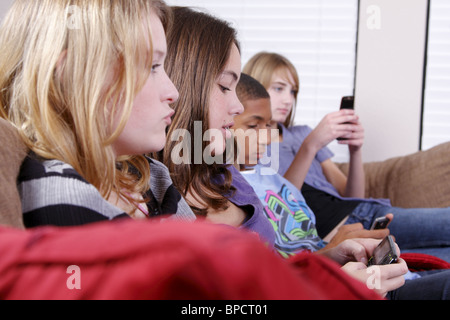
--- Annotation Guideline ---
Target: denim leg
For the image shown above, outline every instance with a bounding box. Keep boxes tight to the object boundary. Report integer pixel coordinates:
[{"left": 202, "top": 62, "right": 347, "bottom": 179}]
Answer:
[
  {"left": 345, "top": 202, "right": 389, "bottom": 230},
  {"left": 346, "top": 203, "right": 450, "bottom": 262},
  {"left": 387, "top": 207, "right": 450, "bottom": 262},
  {"left": 387, "top": 206, "right": 450, "bottom": 248},
  {"left": 387, "top": 269, "right": 450, "bottom": 300}
]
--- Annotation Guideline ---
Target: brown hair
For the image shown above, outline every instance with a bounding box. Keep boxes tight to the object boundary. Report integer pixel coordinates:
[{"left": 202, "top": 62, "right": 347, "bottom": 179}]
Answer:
[
  {"left": 160, "top": 6, "right": 240, "bottom": 216},
  {"left": 243, "top": 52, "right": 300, "bottom": 128}
]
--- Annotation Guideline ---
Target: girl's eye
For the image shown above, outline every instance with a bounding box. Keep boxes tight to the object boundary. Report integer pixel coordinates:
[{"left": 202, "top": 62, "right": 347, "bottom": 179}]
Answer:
[
  {"left": 152, "top": 64, "right": 162, "bottom": 72},
  {"left": 247, "top": 124, "right": 257, "bottom": 129},
  {"left": 219, "top": 85, "right": 231, "bottom": 93}
]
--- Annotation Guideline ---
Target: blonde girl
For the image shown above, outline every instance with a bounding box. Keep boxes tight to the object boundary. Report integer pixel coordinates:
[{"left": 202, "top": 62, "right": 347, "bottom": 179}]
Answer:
[
  {"left": 243, "top": 52, "right": 364, "bottom": 198},
  {"left": 0, "top": 0, "right": 195, "bottom": 227}
]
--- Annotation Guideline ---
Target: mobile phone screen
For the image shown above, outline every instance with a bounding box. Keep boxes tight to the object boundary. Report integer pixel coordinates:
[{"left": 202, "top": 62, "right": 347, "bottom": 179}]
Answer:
[{"left": 368, "top": 236, "right": 398, "bottom": 266}]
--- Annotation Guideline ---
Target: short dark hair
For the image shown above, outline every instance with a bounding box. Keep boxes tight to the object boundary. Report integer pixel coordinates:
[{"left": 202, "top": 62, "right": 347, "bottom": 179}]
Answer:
[{"left": 237, "top": 73, "right": 270, "bottom": 104}]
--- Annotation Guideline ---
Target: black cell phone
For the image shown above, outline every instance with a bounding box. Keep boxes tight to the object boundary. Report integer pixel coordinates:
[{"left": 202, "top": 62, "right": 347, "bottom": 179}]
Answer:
[
  {"left": 337, "top": 96, "right": 355, "bottom": 141},
  {"left": 340, "top": 96, "right": 354, "bottom": 110},
  {"left": 370, "top": 216, "right": 391, "bottom": 230},
  {"left": 368, "top": 236, "right": 399, "bottom": 266}
]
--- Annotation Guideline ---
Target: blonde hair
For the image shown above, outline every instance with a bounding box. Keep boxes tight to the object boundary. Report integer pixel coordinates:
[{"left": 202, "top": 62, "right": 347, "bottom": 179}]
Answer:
[
  {"left": 0, "top": 0, "right": 171, "bottom": 206},
  {"left": 243, "top": 52, "right": 300, "bottom": 128}
]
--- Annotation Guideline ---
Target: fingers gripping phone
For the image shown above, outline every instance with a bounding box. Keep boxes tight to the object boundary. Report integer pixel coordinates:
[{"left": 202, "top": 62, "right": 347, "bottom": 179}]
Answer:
[
  {"left": 337, "top": 96, "right": 354, "bottom": 141},
  {"left": 370, "top": 216, "right": 391, "bottom": 230},
  {"left": 368, "top": 235, "right": 399, "bottom": 266}
]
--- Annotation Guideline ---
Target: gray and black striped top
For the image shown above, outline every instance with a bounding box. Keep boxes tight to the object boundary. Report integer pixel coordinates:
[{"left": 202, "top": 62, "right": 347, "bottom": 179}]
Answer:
[{"left": 18, "top": 154, "right": 196, "bottom": 228}]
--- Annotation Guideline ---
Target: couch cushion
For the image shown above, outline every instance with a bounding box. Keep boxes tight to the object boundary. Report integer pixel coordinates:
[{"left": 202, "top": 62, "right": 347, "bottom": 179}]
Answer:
[
  {"left": 0, "top": 118, "right": 27, "bottom": 228},
  {"left": 338, "top": 142, "right": 450, "bottom": 208}
]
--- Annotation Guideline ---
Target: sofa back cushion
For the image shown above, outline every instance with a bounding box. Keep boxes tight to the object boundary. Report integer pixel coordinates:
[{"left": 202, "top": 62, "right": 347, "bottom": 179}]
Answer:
[
  {"left": 0, "top": 118, "right": 27, "bottom": 228},
  {"left": 338, "top": 142, "right": 450, "bottom": 208}
]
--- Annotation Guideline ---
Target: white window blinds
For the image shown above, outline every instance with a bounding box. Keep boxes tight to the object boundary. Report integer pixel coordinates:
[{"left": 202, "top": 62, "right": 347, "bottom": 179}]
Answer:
[
  {"left": 422, "top": 0, "right": 450, "bottom": 150},
  {"left": 166, "top": 0, "right": 359, "bottom": 162}
]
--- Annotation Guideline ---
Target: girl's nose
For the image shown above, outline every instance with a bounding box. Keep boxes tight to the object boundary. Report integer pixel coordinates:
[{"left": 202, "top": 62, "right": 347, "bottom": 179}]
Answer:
[{"left": 230, "top": 92, "right": 244, "bottom": 116}]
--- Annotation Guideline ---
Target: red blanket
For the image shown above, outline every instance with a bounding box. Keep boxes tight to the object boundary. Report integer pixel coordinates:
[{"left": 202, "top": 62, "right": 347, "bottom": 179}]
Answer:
[
  {"left": 0, "top": 220, "right": 382, "bottom": 300},
  {"left": 401, "top": 253, "right": 450, "bottom": 272}
]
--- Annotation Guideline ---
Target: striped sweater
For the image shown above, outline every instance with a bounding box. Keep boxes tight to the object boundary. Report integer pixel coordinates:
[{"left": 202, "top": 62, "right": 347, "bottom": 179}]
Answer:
[{"left": 18, "top": 154, "right": 196, "bottom": 228}]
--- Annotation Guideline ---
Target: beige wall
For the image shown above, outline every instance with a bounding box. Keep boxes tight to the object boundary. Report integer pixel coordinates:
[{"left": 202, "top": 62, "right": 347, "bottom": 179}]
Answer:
[{"left": 355, "top": 0, "right": 429, "bottom": 162}]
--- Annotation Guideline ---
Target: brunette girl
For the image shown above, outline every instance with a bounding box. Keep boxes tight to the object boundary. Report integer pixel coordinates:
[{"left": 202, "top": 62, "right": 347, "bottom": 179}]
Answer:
[{"left": 159, "top": 6, "right": 275, "bottom": 244}]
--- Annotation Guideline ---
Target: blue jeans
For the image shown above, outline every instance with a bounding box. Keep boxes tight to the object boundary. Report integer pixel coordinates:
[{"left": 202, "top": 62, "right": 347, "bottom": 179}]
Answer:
[
  {"left": 387, "top": 269, "right": 450, "bottom": 300},
  {"left": 345, "top": 203, "right": 450, "bottom": 262}
]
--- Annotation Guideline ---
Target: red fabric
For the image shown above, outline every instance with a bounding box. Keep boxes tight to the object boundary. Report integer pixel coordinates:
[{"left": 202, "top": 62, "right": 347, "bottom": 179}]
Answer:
[
  {"left": 0, "top": 220, "right": 382, "bottom": 300},
  {"left": 401, "top": 253, "right": 450, "bottom": 272}
]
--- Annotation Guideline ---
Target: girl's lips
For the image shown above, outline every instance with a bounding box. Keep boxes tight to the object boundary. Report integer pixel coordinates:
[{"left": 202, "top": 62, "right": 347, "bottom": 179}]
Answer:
[
  {"left": 223, "top": 122, "right": 235, "bottom": 129},
  {"left": 223, "top": 127, "right": 232, "bottom": 140},
  {"left": 164, "top": 116, "right": 172, "bottom": 126},
  {"left": 222, "top": 122, "right": 234, "bottom": 139},
  {"left": 164, "top": 111, "right": 175, "bottom": 125},
  {"left": 277, "top": 108, "right": 290, "bottom": 114}
]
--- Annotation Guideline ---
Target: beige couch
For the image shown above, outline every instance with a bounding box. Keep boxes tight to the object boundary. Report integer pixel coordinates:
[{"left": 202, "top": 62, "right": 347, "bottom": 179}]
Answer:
[
  {"left": 0, "top": 118, "right": 27, "bottom": 229},
  {"left": 338, "top": 142, "right": 450, "bottom": 208},
  {"left": 1, "top": 117, "right": 449, "bottom": 230}
]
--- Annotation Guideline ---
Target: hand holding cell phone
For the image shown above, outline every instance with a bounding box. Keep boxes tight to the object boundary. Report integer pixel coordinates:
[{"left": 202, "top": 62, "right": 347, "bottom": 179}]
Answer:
[{"left": 341, "top": 237, "right": 407, "bottom": 297}]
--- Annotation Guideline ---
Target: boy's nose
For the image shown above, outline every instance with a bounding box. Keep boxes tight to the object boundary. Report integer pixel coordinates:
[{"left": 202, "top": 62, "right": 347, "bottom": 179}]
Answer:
[{"left": 258, "top": 128, "right": 272, "bottom": 146}]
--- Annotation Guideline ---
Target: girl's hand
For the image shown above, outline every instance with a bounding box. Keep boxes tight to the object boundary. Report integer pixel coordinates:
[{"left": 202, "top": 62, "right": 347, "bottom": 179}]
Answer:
[
  {"left": 306, "top": 109, "right": 359, "bottom": 151},
  {"left": 341, "top": 259, "right": 408, "bottom": 297},
  {"left": 338, "top": 119, "right": 365, "bottom": 153}
]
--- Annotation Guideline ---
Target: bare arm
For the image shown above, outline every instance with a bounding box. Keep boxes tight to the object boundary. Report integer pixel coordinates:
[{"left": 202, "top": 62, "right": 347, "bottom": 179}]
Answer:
[
  {"left": 283, "top": 133, "right": 320, "bottom": 190},
  {"left": 321, "top": 118, "right": 365, "bottom": 198},
  {"left": 321, "top": 159, "right": 348, "bottom": 195},
  {"left": 345, "top": 147, "right": 365, "bottom": 198},
  {"left": 283, "top": 110, "right": 358, "bottom": 190}
]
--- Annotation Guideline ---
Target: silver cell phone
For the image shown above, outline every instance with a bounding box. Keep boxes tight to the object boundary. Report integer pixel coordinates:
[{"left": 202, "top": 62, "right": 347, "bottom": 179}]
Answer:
[
  {"left": 370, "top": 216, "right": 391, "bottom": 230},
  {"left": 368, "top": 235, "right": 399, "bottom": 266}
]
